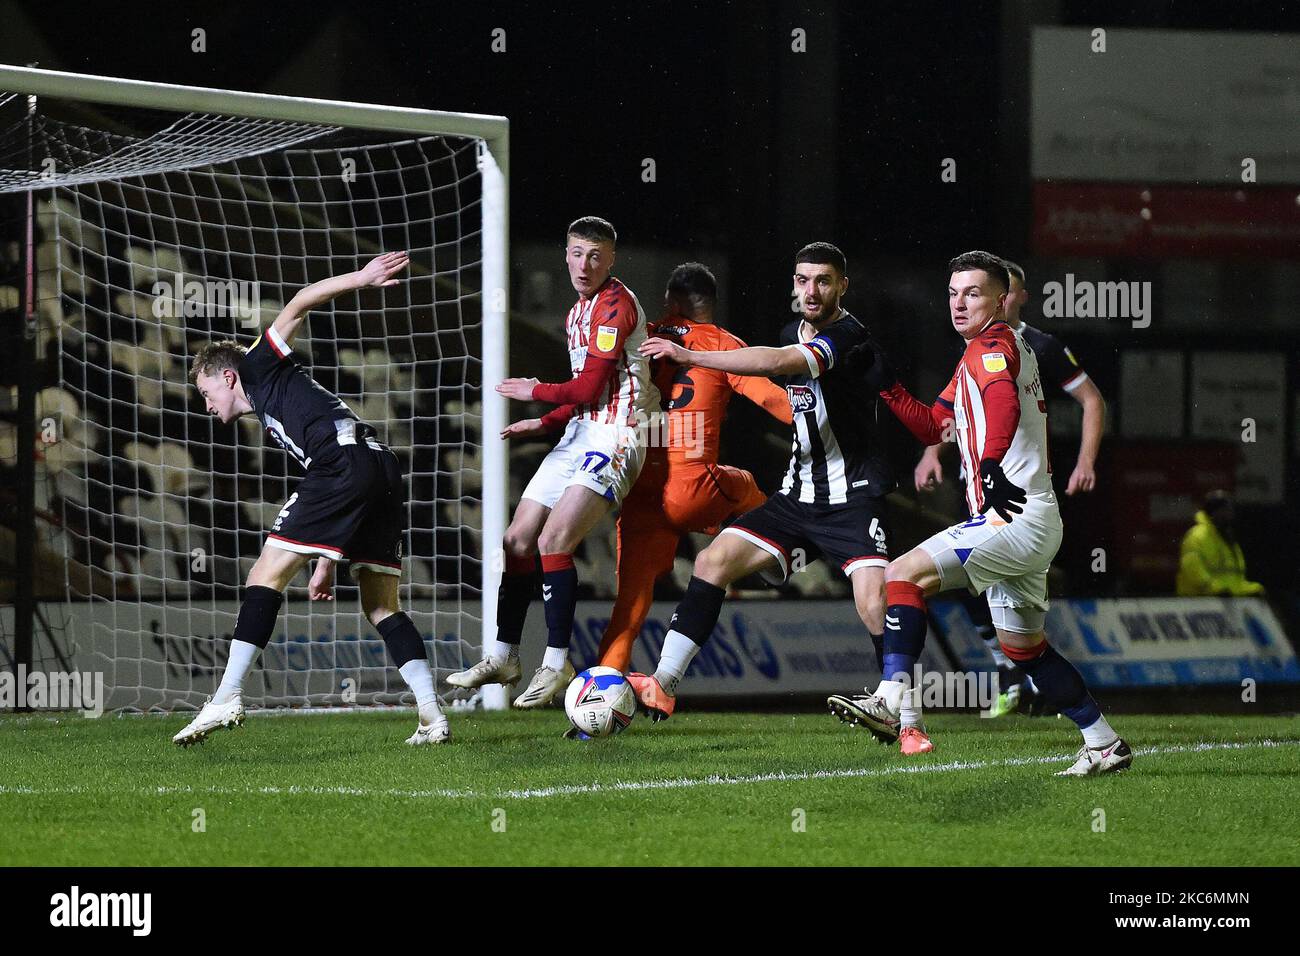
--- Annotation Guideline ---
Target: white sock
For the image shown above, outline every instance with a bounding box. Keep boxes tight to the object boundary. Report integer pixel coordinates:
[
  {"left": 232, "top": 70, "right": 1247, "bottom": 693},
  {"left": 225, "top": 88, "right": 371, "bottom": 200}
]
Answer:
[
  {"left": 1081, "top": 715, "right": 1118, "bottom": 749},
  {"left": 399, "top": 659, "right": 440, "bottom": 713},
  {"left": 542, "top": 645, "right": 569, "bottom": 671},
  {"left": 654, "top": 629, "right": 700, "bottom": 694},
  {"left": 873, "top": 678, "right": 907, "bottom": 715},
  {"left": 899, "top": 685, "right": 924, "bottom": 730},
  {"left": 491, "top": 639, "right": 520, "bottom": 661},
  {"left": 213, "top": 640, "right": 259, "bottom": 704}
]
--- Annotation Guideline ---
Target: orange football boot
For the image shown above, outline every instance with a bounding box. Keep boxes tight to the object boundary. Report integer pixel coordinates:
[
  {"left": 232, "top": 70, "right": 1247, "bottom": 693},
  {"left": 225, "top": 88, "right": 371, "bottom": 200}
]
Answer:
[
  {"left": 627, "top": 672, "right": 676, "bottom": 721},
  {"left": 899, "top": 726, "right": 935, "bottom": 755}
]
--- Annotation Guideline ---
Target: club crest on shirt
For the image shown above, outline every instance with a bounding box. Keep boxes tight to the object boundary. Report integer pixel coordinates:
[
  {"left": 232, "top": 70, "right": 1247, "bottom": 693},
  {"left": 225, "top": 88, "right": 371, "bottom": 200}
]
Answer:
[
  {"left": 595, "top": 325, "right": 619, "bottom": 353},
  {"left": 787, "top": 384, "right": 818, "bottom": 413}
]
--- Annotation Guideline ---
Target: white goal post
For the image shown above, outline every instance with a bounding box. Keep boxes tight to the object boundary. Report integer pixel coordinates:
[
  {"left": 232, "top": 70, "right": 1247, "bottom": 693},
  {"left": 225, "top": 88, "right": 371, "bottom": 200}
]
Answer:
[{"left": 0, "top": 64, "right": 510, "bottom": 710}]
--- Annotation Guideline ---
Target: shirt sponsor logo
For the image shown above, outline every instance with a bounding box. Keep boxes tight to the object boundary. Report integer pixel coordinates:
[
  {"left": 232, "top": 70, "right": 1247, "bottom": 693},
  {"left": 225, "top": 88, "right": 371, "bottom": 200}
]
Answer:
[
  {"left": 982, "top": 352, "right": 1008, "bottom": 373},
  {"left": 787, "top": 384, "right": 818, "bottom": 412},
  {"left": 595, "top": 324, "right": 619, "bottom": 353}
]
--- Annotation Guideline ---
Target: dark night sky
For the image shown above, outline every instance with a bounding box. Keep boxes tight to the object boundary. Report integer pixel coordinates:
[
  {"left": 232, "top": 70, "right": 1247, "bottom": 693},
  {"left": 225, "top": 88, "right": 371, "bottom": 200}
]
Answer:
[{"left": 11, "top": 0, "right": 1295, "bottom": 255}]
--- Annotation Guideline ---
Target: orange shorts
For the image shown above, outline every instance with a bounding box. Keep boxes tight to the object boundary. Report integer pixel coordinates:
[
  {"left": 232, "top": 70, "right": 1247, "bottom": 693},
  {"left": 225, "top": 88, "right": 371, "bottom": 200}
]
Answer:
[
  {"left": 597, "top": 455, "right": 767, "bottom": 672},
  {"left": 622, "top": 454, "right": 766, "bottom": 537}
]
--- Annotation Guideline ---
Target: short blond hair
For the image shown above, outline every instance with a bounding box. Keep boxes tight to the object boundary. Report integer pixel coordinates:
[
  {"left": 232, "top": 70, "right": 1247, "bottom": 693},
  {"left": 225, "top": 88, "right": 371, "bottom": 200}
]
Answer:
[{"left": 188, "top": 340, "right": 247, "bottom": 384}]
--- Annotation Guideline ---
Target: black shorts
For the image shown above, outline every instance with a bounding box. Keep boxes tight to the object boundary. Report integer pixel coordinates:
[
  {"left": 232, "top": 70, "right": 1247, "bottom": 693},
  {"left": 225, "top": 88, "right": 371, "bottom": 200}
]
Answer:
[
  {"left": 722, "top": 490, "right": 890, "bottom": 581},
  {"left": 266, "top": 443, "right": 405, "bottom": 578}
]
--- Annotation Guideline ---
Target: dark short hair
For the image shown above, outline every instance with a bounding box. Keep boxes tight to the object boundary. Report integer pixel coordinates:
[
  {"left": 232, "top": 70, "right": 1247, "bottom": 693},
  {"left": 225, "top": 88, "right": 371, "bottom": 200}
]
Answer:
[
  {"left": 567, "top": 216, "right": 617, "bottom": 246},
  {"left": 666, "top": 262, "right": 717, "bottom": 304},
  {"left": 189, "top": 339, "right": 248, "bottom": 384},
  {"left": 1001, "top": 258, "right": 1026, "bottom": 284},
  {"left": 948, "top": 250, "right": 1010, "bottom": 291},
  {"left": 795, "top": 241, "right": 846, "bottom": 276}
]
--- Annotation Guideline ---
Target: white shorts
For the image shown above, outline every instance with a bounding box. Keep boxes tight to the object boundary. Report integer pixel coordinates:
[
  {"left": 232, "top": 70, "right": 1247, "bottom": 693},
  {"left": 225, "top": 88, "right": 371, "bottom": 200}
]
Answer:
[
  {"left": 520, "top": 417, "right": 647, "bottom": 509},
  {"left": 918, "top": 493, "right": 1062, "bottom": 623}
]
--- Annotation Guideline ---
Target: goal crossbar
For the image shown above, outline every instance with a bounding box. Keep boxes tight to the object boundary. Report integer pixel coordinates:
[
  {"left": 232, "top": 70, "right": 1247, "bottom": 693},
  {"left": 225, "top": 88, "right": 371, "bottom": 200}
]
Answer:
[{"left": 0, "top": 65, "right": 508, "bottom": 152}]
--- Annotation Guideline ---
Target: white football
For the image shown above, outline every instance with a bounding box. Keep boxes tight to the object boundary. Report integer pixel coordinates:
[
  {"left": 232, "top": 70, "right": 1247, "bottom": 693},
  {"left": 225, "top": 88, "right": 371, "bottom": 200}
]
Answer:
[{"left": 564, "top": 666, "right": 636, "bottom": 738}]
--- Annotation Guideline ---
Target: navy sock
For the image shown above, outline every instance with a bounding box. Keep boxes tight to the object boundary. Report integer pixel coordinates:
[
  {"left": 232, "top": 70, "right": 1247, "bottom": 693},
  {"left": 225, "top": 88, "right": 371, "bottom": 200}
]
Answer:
[
  {"left": 869, "top": 631, "right": 884, "bottom": 673},
  {"left": 1014, "top": 642, "right": 1101, "bottom": 729},
  {"left": 669, "top": 576, "right": 727, "bottom": 646},
  {"left": 883, "top": 580, "right": 927, "bottom": 683},
  {"left": 232, "top": 585, "right": 283, "bottom": 650},
  {"left": 541, "top": 553, "right": 578, "bottom": 649},
  {"left": 961, "top": 590, "right": 993, "bottom": 630},
  {"left": 376, "top": 612, "right": 426, "bottom": 668},
  {"left": 496, "top": 554, "right": 538, "bottom": 646}
]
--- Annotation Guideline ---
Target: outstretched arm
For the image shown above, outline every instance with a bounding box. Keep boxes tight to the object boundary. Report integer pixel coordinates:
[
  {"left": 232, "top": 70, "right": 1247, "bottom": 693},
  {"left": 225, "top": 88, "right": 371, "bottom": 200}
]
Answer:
[
  {"left": 271, "top": 251, "right": 409, "bottom": 346},
  {"left": 729, "top": 372, "right": 794, "bottom": 425},
  {"left": 879, "top": 382, "right": 953, "bottom": 447},
  {"left": 641, "top": 337, "right": 810, "bottom": 377}
]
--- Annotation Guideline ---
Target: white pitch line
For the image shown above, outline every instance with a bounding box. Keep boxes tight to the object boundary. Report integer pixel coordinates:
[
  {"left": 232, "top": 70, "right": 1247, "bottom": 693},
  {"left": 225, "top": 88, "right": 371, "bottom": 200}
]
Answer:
[
  {"left": 495, "top": 738, "right": 1299, "bottom": 799},
  {"left": 0, "top": 739, "right": 1294, "bottom": 803}
]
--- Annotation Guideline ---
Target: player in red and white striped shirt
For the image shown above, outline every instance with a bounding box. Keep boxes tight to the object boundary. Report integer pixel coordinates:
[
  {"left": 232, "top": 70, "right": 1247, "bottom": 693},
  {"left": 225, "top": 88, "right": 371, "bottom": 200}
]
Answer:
[
  {"left": 827, "top": 251, "right": 1131, "bottom": 776},
  {"left": 447, "top": 216, "right": 660, "bottom": 709}
]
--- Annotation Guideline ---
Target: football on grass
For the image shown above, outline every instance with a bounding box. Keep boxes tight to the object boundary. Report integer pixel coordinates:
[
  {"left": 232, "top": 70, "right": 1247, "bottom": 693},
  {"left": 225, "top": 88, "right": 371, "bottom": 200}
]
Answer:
[{"left": 564, "top": 667, "right": 636, "bottom": 738}]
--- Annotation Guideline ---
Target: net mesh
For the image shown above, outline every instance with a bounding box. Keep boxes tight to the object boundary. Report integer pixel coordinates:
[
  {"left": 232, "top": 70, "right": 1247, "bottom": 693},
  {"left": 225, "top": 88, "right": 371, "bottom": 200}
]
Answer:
[{"left": 0, "top": 95, "right": 488, "bottom": 711}]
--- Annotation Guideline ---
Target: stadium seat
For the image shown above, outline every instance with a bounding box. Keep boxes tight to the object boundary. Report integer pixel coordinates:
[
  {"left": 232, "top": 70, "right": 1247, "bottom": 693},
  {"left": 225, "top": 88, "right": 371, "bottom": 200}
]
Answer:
[
  {"left": 38, "top": 196, "right": 105, "bottom": 256},
  {"left": 35, "top": 386, "right": 87, "bottom": 449},
  {"left": 125, "top": 243, "right": 188, "bottom": 289},
  {"left": 115, "top": 492, "right": 194, "bottom": 596}
]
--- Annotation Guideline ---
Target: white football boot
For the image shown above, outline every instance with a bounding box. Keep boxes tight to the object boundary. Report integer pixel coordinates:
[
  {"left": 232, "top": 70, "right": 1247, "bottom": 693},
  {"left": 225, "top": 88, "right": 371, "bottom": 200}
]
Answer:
[
  {"left": 826, "top": 688, "right": 900, "bottom": 743},
  {"left": 405, "top": 707, "right": 451, "bottom": 746},
  {"left": 445, "top": 655, "right": 523, "bottom": 690},
  {"left": 172, "top": 696, "right": 245, "bottom": 747},
  {"left": 1056, "top": 738, "right": 1134, "bottom": 777},
  {"left": 512, "top": 661, "right": 575, "bottom": 709}
]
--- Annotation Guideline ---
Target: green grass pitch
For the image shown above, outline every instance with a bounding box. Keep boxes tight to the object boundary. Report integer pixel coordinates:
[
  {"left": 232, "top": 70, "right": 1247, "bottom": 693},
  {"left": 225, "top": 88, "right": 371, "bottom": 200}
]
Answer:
[{"left": 2, "top": 710, "right": 1297, "bottom": 866}]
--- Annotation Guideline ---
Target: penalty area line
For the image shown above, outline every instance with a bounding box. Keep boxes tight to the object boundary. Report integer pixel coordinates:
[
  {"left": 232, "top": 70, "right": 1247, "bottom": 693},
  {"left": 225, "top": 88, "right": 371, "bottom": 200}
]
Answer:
[{"left": 0, "top": 739, "right": 1294, "bottom": 803}]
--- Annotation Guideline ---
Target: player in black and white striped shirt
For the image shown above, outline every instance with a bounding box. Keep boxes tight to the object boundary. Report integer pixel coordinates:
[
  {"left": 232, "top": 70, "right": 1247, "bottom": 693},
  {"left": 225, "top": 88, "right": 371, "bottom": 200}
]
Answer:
[
  {"left": 173, "top": 252, "right": 451, "bottom": 748},
  {"left": 631, "top": 242, "right": 897, "bottom": 718}
]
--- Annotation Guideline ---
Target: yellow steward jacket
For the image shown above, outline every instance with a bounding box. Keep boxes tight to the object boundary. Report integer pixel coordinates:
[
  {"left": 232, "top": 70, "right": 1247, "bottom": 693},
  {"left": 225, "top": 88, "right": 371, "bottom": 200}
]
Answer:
[{"left": 1176, "top": 511, "right": 1264, "bottom": 597}]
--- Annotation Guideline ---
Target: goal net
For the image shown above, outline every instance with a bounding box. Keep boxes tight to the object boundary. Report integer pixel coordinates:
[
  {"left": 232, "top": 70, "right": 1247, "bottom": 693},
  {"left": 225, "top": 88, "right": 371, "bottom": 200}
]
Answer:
[{"left": 0, "top": 70, "right": 508, "bottom": 713}]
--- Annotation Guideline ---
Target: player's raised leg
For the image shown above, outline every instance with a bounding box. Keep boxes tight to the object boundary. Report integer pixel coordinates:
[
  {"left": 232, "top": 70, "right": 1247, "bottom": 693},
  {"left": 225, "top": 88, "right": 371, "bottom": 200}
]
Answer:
[
  {"left": 597, "top": 512, "right": 679, "bottom": 673},
  {"left": 356, "top": 568, "right": 449, "bottom": 745},
  {"left": 828, "top": 547, "right": 938, "bottom": 750},
  {"left": 628, "top": 531, "right": 779, "bottom": 719},
  {"left": 172, "top": 543, "right": 309, "bottom": 746},
  {"left": 445, "top": 499, "right": 548, "bottom": 691},
  {"left": 512, "top": 483, "right": 612, "bottom": 708},
  {"left": 850, "top": 563, "right": 887, "bottom": 673}
]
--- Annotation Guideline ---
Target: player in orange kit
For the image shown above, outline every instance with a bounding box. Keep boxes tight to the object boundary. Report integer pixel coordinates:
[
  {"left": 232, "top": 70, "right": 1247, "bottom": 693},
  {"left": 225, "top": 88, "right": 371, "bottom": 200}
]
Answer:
[{"left": 595, "top": 262, "right": 791, "bottom": 674}]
